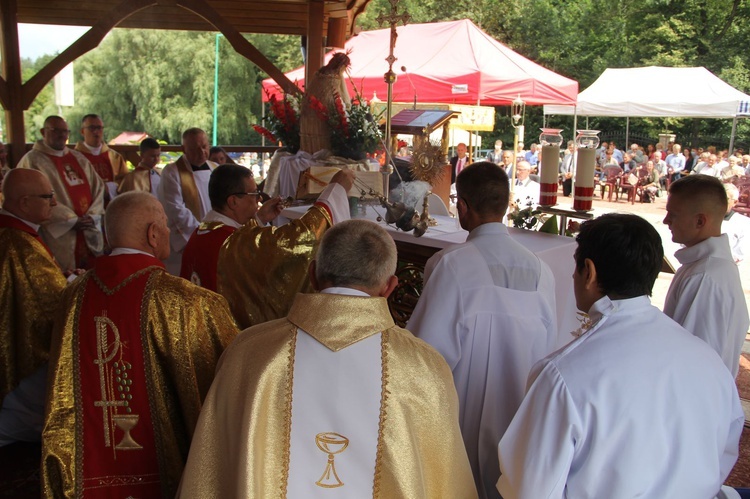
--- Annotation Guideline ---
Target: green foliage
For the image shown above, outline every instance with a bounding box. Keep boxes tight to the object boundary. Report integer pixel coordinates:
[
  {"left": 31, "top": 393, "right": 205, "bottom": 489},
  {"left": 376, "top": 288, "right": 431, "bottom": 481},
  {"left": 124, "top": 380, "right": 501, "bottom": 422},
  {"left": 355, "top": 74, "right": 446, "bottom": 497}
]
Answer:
[
  {"left": 22, "top": 29, "right": 304, "bottom": 145},
  {"left": 16, "top": 0, "right": 750, "bottom": 150},
  {"left": 22, "top": 54, "right": 57, "bottom": 141}
]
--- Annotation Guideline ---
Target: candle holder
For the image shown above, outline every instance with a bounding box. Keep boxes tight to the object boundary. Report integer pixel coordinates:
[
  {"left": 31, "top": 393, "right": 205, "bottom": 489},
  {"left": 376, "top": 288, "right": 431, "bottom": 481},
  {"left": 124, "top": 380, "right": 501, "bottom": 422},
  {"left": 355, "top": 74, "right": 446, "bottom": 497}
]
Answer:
[
  {"left": 539, "top": 128, "right": 563, "bottom": 206},
  {"left": 510, "top": 95, "right": 526, "bottom": 198},
  {"left": 573, "top": 130, "right": 600, "bottom": 211}
]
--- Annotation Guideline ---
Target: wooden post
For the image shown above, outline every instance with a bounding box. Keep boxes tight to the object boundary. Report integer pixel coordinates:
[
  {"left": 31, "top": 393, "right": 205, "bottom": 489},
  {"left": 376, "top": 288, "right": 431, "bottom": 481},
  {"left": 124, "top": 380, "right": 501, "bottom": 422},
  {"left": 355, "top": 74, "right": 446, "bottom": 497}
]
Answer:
[
  {"left": 0, "top": 0, "right": 25, "bottom": 166},
  {"left": 305, "top": 0, "right": 325, "bottom": 84}
]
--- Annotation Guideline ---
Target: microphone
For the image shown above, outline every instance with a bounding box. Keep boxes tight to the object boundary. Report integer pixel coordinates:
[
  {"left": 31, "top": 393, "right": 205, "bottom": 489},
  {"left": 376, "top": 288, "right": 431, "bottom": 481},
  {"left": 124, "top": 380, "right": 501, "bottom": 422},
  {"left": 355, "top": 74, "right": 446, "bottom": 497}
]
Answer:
[{"left": 401, "top": 66, "right": 417, "bottom": 110}]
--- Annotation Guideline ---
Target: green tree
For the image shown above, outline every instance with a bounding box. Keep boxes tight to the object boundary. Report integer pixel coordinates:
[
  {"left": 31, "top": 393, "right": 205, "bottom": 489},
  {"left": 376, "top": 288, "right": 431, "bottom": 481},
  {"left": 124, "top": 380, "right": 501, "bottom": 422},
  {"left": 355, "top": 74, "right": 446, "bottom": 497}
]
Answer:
[
  {"left": 23, "top": 29, "right": 304, "bottom": 145},
  {"left": 22, "top": 54, "right": 57, "bottom": 141}
]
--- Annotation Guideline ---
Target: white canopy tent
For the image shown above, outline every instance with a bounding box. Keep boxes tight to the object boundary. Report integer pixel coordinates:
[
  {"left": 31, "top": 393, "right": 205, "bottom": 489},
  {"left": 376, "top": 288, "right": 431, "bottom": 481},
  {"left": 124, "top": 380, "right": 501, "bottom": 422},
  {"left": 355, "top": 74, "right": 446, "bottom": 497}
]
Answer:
[{"left": 544, "top": 67, "right": 750, "bottom": 150}]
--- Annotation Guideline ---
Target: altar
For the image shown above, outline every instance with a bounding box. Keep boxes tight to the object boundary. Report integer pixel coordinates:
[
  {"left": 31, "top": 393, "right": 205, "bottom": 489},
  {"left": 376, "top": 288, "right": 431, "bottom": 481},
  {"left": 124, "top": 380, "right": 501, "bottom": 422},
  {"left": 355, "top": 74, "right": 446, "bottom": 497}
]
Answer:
[{"left": 282, "top": 204, "right": 580, "bottom": 348}]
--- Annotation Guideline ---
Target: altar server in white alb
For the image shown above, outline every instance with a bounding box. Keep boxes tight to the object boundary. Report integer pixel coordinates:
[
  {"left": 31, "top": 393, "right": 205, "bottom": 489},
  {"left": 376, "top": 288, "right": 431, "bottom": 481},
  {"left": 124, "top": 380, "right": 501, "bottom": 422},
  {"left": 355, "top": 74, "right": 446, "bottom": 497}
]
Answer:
[
  {"left": 663, "top": 174, "right": 749, "bottom": 376},
  {"left": 177, "top": 219, "right": 476, "bottom": 498},
  {"left": 498, "top": 213, "right": 744, "bottom": 499},
  {"left": 157, "top": 127, "right": 217, "bottom": 274},
  {"left": 407, "top": 161, "right": 557, "bottom": 499}
]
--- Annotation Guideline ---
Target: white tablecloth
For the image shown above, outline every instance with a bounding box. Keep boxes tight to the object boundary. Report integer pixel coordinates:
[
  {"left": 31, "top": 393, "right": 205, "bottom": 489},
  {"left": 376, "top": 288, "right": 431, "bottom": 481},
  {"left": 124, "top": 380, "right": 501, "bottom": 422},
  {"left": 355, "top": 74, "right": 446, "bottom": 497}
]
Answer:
[{"left": 282, "top": 204, "right": 580, "bottom": 348}]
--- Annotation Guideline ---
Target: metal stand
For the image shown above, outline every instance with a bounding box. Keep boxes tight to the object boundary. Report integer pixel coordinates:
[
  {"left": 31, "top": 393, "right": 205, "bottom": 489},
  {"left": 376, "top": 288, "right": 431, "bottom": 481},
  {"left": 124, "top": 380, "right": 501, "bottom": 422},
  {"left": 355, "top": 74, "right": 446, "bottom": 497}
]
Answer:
[{"left": 538, "top": 206, "right": 594, "bottom": 235}]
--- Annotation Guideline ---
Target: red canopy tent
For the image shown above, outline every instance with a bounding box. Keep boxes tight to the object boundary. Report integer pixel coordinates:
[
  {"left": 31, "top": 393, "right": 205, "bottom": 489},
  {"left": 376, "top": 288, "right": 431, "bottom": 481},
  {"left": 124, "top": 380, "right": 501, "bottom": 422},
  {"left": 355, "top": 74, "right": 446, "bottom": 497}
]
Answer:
[{"left": 262, "top": 19, "right": 578, "bottom": 106}]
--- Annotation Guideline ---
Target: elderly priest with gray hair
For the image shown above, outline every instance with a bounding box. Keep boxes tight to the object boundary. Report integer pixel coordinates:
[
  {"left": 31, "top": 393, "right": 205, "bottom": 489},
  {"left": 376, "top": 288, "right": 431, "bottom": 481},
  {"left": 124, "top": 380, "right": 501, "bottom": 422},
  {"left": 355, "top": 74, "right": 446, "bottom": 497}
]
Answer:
[{"left": 178, "top": 219, "right": 476, "bottom": 498}]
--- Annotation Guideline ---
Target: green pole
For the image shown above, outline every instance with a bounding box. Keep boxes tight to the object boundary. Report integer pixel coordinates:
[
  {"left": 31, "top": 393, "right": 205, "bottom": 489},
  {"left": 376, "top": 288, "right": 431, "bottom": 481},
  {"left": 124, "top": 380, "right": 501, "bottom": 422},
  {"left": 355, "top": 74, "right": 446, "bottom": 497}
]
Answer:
[{"left": 212, "top": 34, "right": 221, "bottom": 146}]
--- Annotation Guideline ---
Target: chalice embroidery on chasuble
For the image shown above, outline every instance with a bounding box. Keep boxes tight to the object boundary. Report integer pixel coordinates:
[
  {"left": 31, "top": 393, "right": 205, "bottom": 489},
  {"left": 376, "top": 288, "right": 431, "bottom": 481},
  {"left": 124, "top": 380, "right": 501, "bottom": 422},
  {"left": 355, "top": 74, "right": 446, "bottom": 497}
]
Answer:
[
  {"left": 76, "top": 266, "right": 162, "bottom": 494},
  {"left": 93, "top": 314, "right": 142, "bottom": 452},
  {"left": 315, "top": 432, "right": 350, "bottom": 488}
]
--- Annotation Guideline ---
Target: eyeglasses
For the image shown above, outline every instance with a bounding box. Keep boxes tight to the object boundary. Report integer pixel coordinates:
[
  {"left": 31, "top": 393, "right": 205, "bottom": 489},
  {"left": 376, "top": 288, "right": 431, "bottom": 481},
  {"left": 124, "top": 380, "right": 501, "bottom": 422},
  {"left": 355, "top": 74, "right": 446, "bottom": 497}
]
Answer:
[
  {"left": 27, "top": 192, "right": 55, "bottom": 200},
  {"left": 45, "top": 127, "right": 70, "bottom": 135},
  {"left": 230, "top": 190, "right": 261, "bottom": 198},
  {"left": 83, "top": 125, "right": 104, "bottom": 132}
]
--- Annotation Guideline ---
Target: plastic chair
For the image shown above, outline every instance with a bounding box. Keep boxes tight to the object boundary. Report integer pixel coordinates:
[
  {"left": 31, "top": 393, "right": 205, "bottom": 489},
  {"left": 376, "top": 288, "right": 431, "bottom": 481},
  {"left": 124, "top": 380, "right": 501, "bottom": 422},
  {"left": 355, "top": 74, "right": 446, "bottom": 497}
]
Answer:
[
  {"left": 618, "top": 172, "right": 638, "bottom": 204},
  {"left": 599, "top": 166, "right": 623, "bottom": 201}
]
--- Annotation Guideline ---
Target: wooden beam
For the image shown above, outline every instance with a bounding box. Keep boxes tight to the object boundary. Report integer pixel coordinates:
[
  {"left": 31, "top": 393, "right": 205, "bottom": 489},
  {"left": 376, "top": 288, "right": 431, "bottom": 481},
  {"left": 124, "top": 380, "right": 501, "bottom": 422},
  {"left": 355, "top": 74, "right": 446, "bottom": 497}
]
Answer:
[
  {"left": 176, "top": 0, "right": 301, "bottom": 95},
  {"left": 305, "top": 0, "right": 325, "bottom": 84},
  {"left": 0, "top": 0, "right": 26, "bottom": 166},
  {"left": 22, "top": 0, "right": 157, "bottom": 109}
]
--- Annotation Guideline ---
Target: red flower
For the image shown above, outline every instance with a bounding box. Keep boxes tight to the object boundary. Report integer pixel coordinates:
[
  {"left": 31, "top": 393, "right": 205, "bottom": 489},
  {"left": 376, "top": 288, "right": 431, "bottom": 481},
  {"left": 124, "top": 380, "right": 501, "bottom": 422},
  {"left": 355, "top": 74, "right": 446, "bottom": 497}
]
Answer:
[
  {"left": 252, "top": 124, "right": 277, "bottom": 143},
  {"left": 283, "top": 100, "right": 297, "bottom": 127},
  {"left": 308, "top": 95, "right": 329, "bottom": 122},
  {"left": 333, "top": 93, "right": 349, "bottom": 138}
]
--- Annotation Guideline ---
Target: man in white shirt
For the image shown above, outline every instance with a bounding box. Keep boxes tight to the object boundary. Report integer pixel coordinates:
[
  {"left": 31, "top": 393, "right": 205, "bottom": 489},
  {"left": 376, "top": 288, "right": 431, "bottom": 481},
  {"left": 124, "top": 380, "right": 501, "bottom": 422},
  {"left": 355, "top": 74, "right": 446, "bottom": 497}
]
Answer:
[
  {"left": 696, "top": 154, "right": 722, "bottom": 177},
  {"left": 157, "top": 127, "right": 217, "bottom": 274},
  {"left": 559, "top": 140, "right": 576, "bottom": 196},
  {"left": 665, "top": 143, "right": 686, "bottom": 182},
  {"left": 178, "top": 219, "right": 476, "bottom": 498},
  {"left": 498, "top": 213, "right": 744, "bottom": 499},
  {"left": 723, "top": 183, "right": 750, "bottom": 265},
  {"left": 510, "top": 160, "right": 540, "bottom": 207},
  {"left": 653, "top": 150, "right": 669, "bottom": 190},
  {"left": 407, "top": 161, "right": 557, "bottom": 499},
  {"left": 663, "top": 175, "right": 749, "bottom": 376}
]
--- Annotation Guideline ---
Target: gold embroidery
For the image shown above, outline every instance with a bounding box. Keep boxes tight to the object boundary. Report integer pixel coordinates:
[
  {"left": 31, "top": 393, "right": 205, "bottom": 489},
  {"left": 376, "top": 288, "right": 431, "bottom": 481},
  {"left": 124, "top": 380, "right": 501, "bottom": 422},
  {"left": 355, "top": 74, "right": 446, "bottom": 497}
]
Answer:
[
  {"left": 279, "top": 326, "right": 297, "bottom": 497},
  {"left": 315, "top": 432, "right": 349, "bottom": 488},
  {"left": 93, "top": 314, "right": 142, "bottom": 455},
  {"left": 373, "top": 329, "right": 390, "bottom": 497},
  {"left": 90, "top": 266, "right": 161, "bottom": 296},
  {"left": 571, "top": 312, "right": 594, "bottom": 338}
]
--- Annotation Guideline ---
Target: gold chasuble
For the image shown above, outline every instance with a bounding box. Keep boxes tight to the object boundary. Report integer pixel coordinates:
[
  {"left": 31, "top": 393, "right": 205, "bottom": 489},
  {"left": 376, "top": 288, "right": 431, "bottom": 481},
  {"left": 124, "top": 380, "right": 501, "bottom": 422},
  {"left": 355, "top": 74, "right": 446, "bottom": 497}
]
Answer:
[
  {"left": 118, "top": 167, "right": 158, "bottom": 194},
  {"left": 178, "top": 293, "right": 476, "bottom": 498},
  {"left": 217, "top": 204, "right": 333, "bottom": 328},
  {"left": 42, "top": 253, "right": 239, "bottom": 499},
  {"left": 176, "top": 156, "right": 205, "bottom": 220},
  {"left": 0, "top": 214, "right": 66, "bottom": 406}
]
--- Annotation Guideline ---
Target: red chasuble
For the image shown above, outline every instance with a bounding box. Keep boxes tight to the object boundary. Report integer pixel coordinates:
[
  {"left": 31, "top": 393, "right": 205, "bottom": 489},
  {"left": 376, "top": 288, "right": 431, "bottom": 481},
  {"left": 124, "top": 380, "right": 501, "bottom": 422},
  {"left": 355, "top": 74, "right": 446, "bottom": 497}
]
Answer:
[
  {"left": 80, "top": 150, "right": 115, "bottom": 183},
  {"left": 78, "top": 254, "right": 165, "bottom": 498},
  {"left": 48, "top": 152, "right": 96, "bottom": 268},
  {"left": 180, "top": 222, "right": 237, "bottom": 292},
  {"left": 0, "top": 213, "right": 56, "bottom": 260}
]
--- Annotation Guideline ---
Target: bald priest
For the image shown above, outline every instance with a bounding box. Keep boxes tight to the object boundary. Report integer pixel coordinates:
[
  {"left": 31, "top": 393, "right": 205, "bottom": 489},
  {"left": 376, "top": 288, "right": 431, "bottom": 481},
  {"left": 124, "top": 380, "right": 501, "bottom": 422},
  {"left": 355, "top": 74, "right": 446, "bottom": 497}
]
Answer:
[{"left": 41, "top": 191, "right": 239, "bottom": 498}]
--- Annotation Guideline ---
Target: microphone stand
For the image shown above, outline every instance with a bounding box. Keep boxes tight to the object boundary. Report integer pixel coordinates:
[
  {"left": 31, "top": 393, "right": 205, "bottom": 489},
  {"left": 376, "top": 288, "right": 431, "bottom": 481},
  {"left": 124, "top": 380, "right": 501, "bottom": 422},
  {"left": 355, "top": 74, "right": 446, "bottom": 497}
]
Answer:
[{"left": 401, "top": 66, "right": 417, "bottom": 110}]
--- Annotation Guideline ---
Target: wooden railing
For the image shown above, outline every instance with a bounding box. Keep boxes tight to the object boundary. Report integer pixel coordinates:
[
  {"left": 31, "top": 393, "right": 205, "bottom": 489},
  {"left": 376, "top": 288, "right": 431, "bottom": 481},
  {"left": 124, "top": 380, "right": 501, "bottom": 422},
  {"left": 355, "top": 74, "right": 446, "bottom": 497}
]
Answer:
[{"left": 13, "top": 143, "right": 281, "bottom": 169}]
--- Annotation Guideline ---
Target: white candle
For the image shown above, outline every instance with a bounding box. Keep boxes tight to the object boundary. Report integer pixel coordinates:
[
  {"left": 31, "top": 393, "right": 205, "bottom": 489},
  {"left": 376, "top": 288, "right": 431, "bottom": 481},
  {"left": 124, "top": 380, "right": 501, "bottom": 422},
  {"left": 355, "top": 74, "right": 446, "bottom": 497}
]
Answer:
[
  {"left": 575, "top": 148, "right": 596, "bottom": 188},
  {"left": 540, "top": 145, "right": 560, "bottom": 184}
]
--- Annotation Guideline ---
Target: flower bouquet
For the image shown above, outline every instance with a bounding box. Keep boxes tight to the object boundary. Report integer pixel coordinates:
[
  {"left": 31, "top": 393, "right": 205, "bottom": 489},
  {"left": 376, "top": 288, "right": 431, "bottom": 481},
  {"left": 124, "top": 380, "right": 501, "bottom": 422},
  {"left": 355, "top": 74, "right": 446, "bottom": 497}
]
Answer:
[{"left": 253, "top": 90, "right": 302, "bottom": 154}]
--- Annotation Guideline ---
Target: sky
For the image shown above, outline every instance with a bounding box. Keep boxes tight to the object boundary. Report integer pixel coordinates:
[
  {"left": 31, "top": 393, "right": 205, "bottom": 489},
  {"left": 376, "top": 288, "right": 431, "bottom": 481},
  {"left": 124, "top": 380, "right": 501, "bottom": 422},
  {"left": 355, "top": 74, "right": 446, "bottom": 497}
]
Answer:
[{"left": 18, "top": 23, "right": 90, "bottom": 60}]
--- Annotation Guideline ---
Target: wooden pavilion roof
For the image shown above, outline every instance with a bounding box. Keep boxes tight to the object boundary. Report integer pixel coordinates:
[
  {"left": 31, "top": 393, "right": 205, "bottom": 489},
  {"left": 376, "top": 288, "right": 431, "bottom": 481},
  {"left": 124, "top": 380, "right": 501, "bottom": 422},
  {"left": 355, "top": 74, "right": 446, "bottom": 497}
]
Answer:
[{"left": 15, "top": 0, "right": 370, "bottom": 37}]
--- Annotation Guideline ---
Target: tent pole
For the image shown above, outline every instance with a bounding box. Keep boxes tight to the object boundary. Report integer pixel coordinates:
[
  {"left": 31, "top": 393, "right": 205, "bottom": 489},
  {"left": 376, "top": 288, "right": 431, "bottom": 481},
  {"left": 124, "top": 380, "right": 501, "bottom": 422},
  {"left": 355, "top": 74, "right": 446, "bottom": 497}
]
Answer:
[
  {"left": 626, "top": 117, "right": 630, "bottom": 148},
  {"left": 729, "top": 116, "right": 738, "bottom": 153},
  {"left": 572, "top": 109, "right": 578, "bottom": 200}
]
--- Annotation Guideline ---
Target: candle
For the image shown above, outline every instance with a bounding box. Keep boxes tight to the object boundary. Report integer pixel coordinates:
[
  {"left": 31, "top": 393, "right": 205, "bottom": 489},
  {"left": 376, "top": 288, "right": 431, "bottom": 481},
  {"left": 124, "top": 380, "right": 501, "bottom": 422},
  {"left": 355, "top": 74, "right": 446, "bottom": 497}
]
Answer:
[
  {"left": 573, "top": 148, "right": 596, "bottom": 211},
  {"left": 540, "top": 144, "right": 560, "bottom": 206}
]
